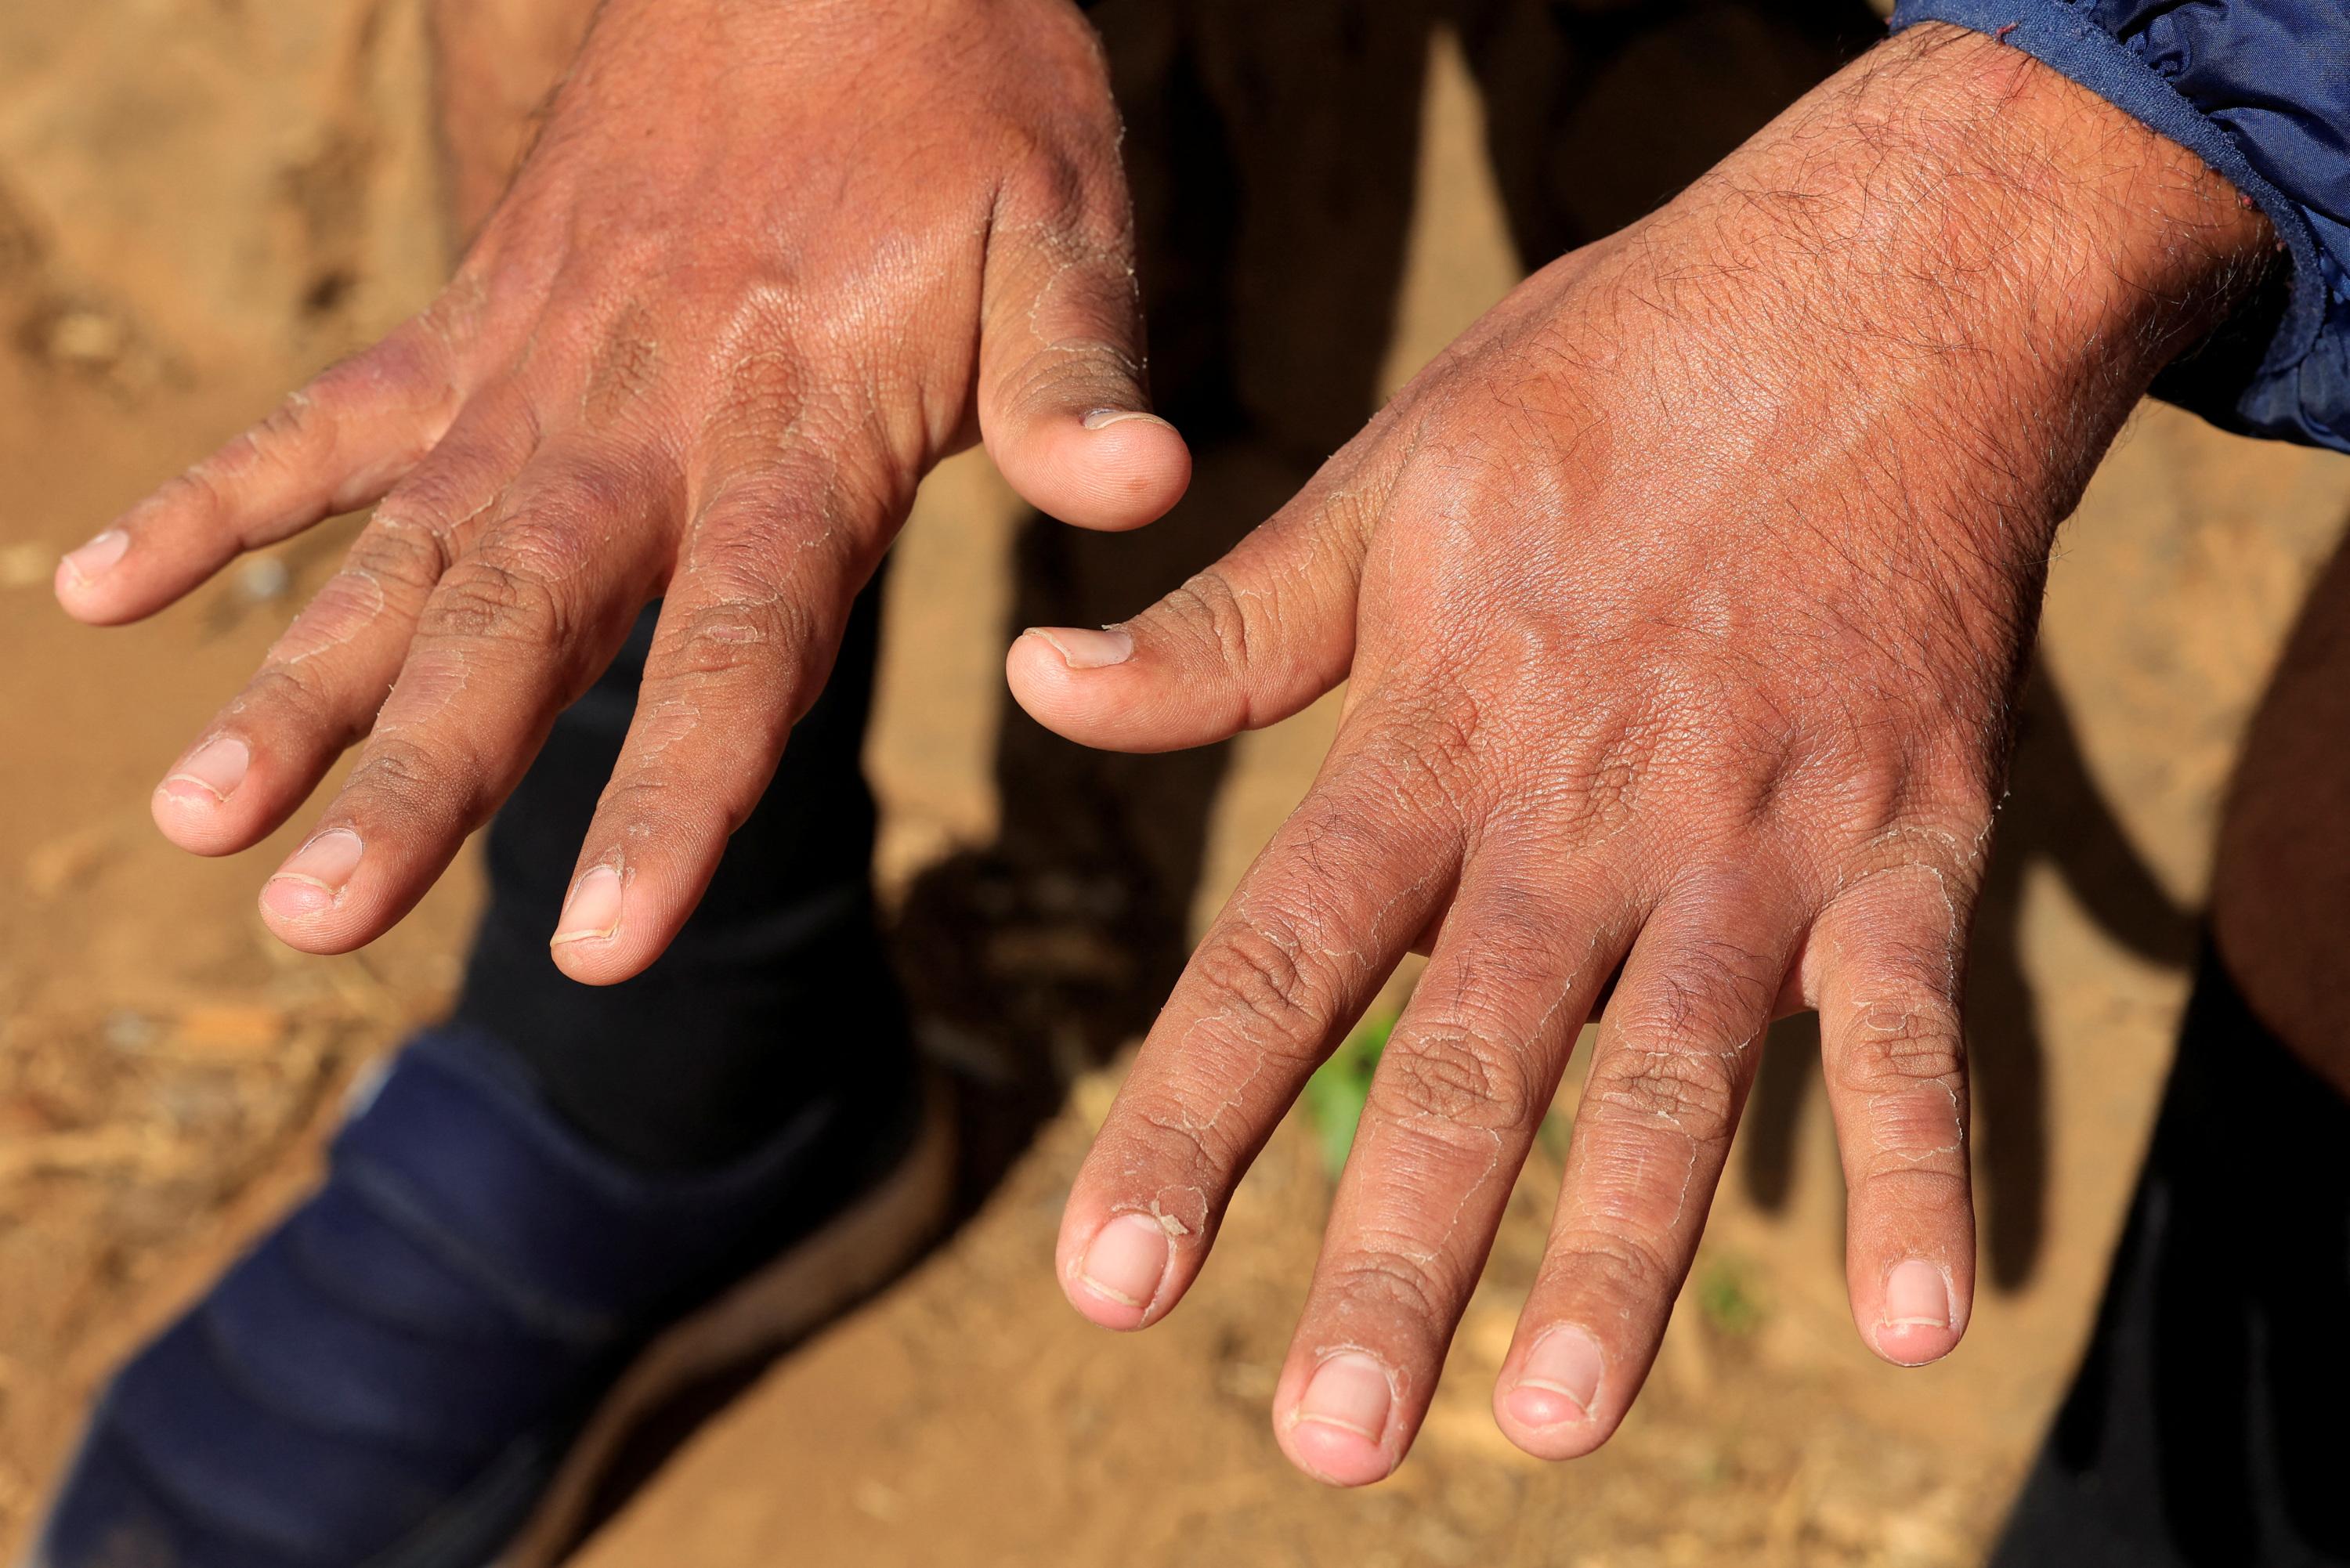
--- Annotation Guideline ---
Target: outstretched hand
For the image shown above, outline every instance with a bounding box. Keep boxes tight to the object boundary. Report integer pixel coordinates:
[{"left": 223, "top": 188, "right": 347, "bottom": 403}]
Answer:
[
  {"left": 57, "top": 0, "right": 1186, "bottom": 981},
  {"left": 1014, "top": 25, "right": 2269, "bottom": 1483}
]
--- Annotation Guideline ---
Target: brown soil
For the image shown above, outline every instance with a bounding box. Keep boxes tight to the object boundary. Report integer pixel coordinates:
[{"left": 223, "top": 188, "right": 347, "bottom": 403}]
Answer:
[{"left": 3, "top": 5, "right": 2347, "bottom": 1566}]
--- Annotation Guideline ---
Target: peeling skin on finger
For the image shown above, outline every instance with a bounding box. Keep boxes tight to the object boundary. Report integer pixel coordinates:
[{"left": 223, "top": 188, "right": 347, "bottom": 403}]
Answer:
[
  {"left": 266, "top": 567, "right": 388, "bottom": 666},
  {"left": 1577, "top": 1111, "right": 1705, "bottom": 1234},
  {"left": 1358, "top": 1119, "right": 1505, "bottom": 1262},
  {"left": 372, "top": 654, "right": 474, "bottom": 735},
  {"left": 1307, "top": 870, "right": 1437, "bottom": 969},
  {"left": 1819, "top": 861, "right": 1971, "bottom": 1002},
  {"left": 1865, "top": 1082, "right": 1965, "bottom": 1162},
  {"left": 996, "top": 214, "right": 1146, "bottom": 363},
  {"left": 627, "top": 692, "right": 703, "bottom": 761}
]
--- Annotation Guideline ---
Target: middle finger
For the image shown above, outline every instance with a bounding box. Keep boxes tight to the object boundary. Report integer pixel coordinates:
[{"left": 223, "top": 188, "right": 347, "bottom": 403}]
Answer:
[{"left": 1273, "top": 845, "right": 1632, "bottom": 1485}]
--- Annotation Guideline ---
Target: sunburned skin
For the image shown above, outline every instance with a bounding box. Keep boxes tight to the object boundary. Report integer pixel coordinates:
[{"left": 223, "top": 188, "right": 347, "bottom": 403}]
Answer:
[{"left": 1011, "top": 22, "right": 2277, "bottom": 1485}]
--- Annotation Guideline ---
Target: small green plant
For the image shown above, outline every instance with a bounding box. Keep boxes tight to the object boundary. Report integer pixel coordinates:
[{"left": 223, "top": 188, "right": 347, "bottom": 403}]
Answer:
[
  {"left": 1694, "top": 1255, "right": 1764, "bottom": 1338},
  {"left": 1535, "top": 1104, "right": 1573, "bottom": 1164},
  {"left": 1301, "top": 1010, "right": 1395, "bottom": 1177}
]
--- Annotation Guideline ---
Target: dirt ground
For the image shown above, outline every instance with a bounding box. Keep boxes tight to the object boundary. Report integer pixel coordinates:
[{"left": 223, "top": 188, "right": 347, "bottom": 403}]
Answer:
[{"left": 3, "top": 4, "right": 2348, "bottom": 1566}]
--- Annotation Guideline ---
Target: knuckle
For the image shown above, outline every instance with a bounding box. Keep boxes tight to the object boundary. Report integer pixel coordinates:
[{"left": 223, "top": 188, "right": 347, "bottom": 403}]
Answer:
[
  {"left": 266, "top": 568, "right": 389, "bottom": 667},
  {"left": 478, "top": 497, "right": 591, "bottom": 584},
  {"left": 1010, "top": 131, "right": 1087, "bottom": 203},
  {"left": 421, "top": 554, "right": 563, "bottom": 646},
  {"left": 1843, "top": 987, "right": 1965, "bottom": 1087},
  {"left": 147, "top": 466, "right": 231, "bottom": 529},
  {"left": 703, "top": 348, "right": 822, "bottom": 453},
  {"left": 1833, "top": 974, "right": 1967, "bottom": 1166},
  {"left": 1836, "top": 775, "right": 1999, "bottom": 885},
  {"left": 194, "top": 385, "right": 335, "bottom": 499},
  {"left": 1371, "top": 1026, "right": 1538, "bottom": 1135},
  {"left": 343, "top": 521, "right": 444, "bottom": 598},
  {"left": 237, "top": 659, "right": 339, "bottom": 737},
  {"left": 1326, "top": 1245, "right": 1449, "bottom": 1327},
  {"left": 657, "top": 594, "right": 794, "bottom": 681},
  {"left": 1351, "top": 713, "right": 1478, "bottom": 820},
  {"left": 245, "top": 390, "right": 324, "bottom": 461},
  {"left": 591, "top": 769, "right": 679, "bottom": 829},
  {"left": 1833, "top": 971, "right": 1966, "bottom": 1124},
  {"left": 1003, "top": 127, "right": 1118, "bottom": 237},
  {"left": 1188, "top": 918, "right": 1341, "bottom": 1058},
  {"left": 1585, "top": 1040, "right": 1741, "bottom": 1147},
  {"left": 1559, "top": 712, "right": 1655, "bottom": 841},
  {"left": 371, "top": 481, "right": 479, "bottom": 574},
  {"left": 593, "top": 768, "right": 740, "bottom": 844},
  {"left": 1153, "top": 569, "right": 1258, "bottom": 675},
  {"left": 333, "top": 322, "right": 441, "bottom": 398},
  {"left": 342, "top": 731, "right": 444, "bottom": 811},
  {"left": 1542, "top": 1227, "right": 1675, "bottom": 1307}
]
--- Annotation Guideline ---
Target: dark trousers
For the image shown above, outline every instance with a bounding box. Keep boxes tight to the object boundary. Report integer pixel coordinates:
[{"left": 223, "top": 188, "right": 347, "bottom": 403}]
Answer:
[
  {"left": 450, "top": 583, "right": 910, "bottom": 1172},
  {"left": 1993, "top": 946, "right": 2350, "bottom": 1567}
]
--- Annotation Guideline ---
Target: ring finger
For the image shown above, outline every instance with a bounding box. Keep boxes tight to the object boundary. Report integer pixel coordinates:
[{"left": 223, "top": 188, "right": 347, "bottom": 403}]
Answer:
[{"left": 1494, "top": 865, "right": 1799, "bottom": 1460}]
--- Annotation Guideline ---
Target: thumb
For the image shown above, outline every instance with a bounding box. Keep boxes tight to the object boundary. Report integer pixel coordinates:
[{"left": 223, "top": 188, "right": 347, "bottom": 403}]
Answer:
[
  {"left": 1007, "top": 481, "right": 1375, "bottom": 753},
  {"left": 977, "top": 180, "right": 1189, "bottom": 532}
]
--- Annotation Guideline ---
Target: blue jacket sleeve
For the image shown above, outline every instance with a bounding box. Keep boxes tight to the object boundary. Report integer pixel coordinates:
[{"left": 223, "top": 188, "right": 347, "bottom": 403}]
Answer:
[{"left": 1889, "top": 0, "right": 2349, "bottom": 454}]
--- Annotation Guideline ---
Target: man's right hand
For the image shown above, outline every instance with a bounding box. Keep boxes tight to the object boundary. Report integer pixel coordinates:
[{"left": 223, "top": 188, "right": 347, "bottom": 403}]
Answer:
[{"left": 54, "top": 0, "right": 1188, "bottom": 981}]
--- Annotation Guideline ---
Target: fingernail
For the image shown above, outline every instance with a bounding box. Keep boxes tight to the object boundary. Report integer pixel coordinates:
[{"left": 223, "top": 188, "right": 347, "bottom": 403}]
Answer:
[
  {"left": 551, "top": 864, "right": 625, "bottom": 946},
  {"left": 59, "top": 529, "right": 128, "bottom": 586},
  {"left": 157, "top": 735, "right": 250, "bottom": 805},
  {"left": 262, "top": 829, "right": 363, "bottom": 919},
  {"left": 1080, "top": 408, "right": 1174, "bottom": 432},
  {"left": 1506, "top": 1325, "right": 1603, "bottom": 1429},
  {"left": 1881, "top": 1259, "right": 1951, "bottom": 1330},
  {"left": 1025, "top": 625, "right": 1133, "bottom": 670},
  {"left": 1294, "top": 1351, "right": 1393, "bottom": 1442},
  {"left": 1077, "top": 1212, "right": 1170, "bottom": 1310}
]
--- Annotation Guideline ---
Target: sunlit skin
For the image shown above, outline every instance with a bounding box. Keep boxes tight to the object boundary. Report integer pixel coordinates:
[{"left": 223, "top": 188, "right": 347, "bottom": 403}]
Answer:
[
  {"left": 52, "top": 0, "right": 1190, "bottom": 985},
  {"left": 1013, "top": 27, "right": 2272, "bottom": 1483},
  {"left": 53, "top": 5, "right": 2277, "bottom": 1490}
]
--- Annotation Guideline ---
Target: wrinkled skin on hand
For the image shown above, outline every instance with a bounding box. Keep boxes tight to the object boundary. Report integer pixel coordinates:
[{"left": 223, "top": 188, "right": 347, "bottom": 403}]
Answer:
[
  {"left": 1014, "top": 25, "right": 2271, "bottom": 1484},
  {"left": 56, "top": 0, "right": 1188, "bottom": 980}
]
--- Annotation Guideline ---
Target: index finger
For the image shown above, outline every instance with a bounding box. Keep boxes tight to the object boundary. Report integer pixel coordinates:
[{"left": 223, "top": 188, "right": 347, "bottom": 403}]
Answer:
[{"left": 55, "top": 321, "right": 461, "bottom": 626}]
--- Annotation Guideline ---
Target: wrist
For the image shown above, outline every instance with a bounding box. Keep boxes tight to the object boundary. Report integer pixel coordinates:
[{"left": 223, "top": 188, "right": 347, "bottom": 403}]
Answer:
[
  {"left": 1679, "top": 23, "right": 2271, "bottom": 385},
  {"left": 1600, "top": 23, "right": 2272, "bottom": 562},
  {"left": 1864, "top": 23, "right": 2269, "bottom": 346}
]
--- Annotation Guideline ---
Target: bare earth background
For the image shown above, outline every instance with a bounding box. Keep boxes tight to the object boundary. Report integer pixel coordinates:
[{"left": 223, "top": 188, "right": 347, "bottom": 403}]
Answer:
[{"left": 3, "top": 4, "right": 2347, "bottom": 1566}]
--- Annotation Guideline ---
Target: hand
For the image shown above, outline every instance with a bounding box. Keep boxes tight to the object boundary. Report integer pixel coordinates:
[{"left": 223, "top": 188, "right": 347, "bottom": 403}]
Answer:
[
  {"left": 1011, "top": 25, "right": 2269, "bottom": 1482},
  {"left": 56, "top": 0, "right": 1188, "bottom": 981}
]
